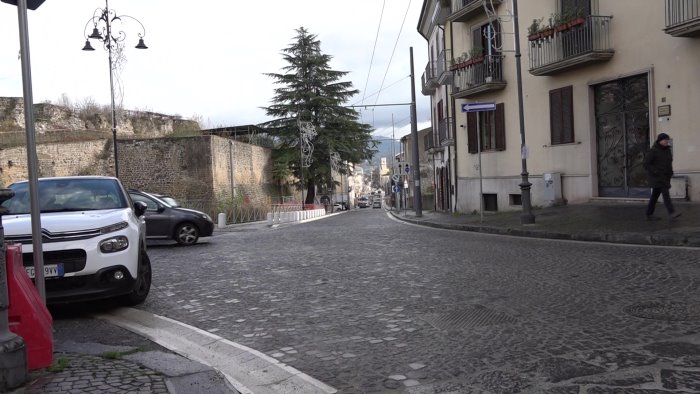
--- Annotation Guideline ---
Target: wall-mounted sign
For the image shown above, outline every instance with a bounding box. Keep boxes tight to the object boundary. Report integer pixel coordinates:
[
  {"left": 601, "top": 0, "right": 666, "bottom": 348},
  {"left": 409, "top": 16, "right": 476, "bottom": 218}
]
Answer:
[{"left": 658, "top": 105, "right": 671, "bottom": 117}]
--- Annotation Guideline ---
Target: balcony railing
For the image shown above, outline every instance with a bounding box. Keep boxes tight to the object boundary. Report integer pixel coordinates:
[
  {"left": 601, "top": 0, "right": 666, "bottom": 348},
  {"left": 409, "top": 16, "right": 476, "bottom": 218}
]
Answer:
[
  {"left": 452, "top": 54, "right": 506, "bottom": 98},
  {"left": 438, "top": 117, "right": 454, "bottom": 146},
  {"left": 529, "top": 15, "right": 614, "bottom": 76},
  {"left": 421, "top": 61, "right": 438, "bottom": 95},
  {"left": 450, "top": 0, "right": 502, "bottom": 22},
  {"left": 437, "top": 49, "right": 453, "bottom": 85},
  {"left": 665, "top": 0, "right": 700, "bottom": 37}
]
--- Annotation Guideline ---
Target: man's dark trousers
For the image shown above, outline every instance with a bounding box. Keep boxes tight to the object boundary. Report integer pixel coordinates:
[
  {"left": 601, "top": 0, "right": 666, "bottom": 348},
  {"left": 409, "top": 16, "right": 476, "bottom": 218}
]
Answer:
[{"left": 646, "top": 186, "right": 675, "bottom": 217}]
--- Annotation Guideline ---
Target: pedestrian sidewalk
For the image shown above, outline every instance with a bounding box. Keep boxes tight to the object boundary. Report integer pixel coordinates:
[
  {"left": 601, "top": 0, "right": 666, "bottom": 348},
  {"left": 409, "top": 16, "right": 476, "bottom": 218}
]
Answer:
[
  {"left": 12, "top": 305, "right": 240, "bottom": 394},
  {"left": 389, "top": 200, "right": 700, "bottom": 247}
]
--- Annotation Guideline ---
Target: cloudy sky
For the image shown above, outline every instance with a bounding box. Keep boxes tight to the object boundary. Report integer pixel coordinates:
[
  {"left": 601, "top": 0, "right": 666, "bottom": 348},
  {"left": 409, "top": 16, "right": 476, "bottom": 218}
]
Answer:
[{"left": 1, "top": 0, "right": 431, "bottom": 140}]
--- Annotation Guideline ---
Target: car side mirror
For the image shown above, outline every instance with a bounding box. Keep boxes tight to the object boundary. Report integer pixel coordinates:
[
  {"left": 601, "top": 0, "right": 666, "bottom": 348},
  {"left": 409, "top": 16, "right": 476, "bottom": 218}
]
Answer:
[
  {"left": 134, "top": 201, "right": 148, "bottom": 217},
  {"left": 157, "top": 204, "right": 166, "bottom": 213}
]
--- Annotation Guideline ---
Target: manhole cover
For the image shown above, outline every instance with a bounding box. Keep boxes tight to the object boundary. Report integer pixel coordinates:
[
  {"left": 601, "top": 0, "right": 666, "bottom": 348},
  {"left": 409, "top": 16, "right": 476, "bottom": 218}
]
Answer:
[
  {"left": 623, "top": 301, "right": 700, "bottom": 321},
  {"left": 420, "top": 305, "right": 517, "bottom": 331}
]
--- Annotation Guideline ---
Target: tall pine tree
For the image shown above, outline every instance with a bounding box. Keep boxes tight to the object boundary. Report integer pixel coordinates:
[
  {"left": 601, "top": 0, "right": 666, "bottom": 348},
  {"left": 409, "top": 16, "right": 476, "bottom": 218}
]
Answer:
[{"left": 261, "top": 27, "right": 376, "bottom": 204}]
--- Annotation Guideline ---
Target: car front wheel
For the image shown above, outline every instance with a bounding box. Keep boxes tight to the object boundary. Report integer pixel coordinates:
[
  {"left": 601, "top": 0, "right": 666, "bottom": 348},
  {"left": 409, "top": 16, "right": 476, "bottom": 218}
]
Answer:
[
  {"left": 175, "top": 222, "right": 199, "bottom": 245},
  {"left": 122, "top": 249, "right": 151, "bottom": 306}
]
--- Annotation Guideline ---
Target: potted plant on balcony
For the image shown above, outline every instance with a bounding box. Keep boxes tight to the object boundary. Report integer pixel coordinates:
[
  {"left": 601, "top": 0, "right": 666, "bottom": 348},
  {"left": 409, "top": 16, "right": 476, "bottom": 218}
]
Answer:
[
  {"left": 566, "top": 7, "right": 586, "bottom": 28},
  {"left": 552, "top": 12, "right": 569, "bottom": 32},
  {"left": 539, "top": 18, "right": 555, "bottom": 39},
  {"left": 466, "top": 46, "right": 484, "bottom": 65},
  {"left": 528, "top": 18, "right": 543, "bottom": 41}
]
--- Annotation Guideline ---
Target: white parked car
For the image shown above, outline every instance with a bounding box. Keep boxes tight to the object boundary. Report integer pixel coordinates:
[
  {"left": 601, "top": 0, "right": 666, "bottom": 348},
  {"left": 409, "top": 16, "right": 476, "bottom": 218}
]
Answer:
[{"left": 1, "top": 176, "right": 151, "bottom": 305}]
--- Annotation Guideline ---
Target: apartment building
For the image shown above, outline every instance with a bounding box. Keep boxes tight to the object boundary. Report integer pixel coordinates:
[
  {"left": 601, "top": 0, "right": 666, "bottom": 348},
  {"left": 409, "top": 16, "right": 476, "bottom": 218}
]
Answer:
[{"left": 419, "top": 0, "right": 700, "bottom": 214}]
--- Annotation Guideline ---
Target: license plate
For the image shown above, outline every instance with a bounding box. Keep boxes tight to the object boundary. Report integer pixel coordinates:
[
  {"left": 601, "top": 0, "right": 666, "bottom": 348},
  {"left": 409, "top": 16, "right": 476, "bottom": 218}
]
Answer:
[{"left": 25, "top": 264, "right": 64, "bottom": 279}]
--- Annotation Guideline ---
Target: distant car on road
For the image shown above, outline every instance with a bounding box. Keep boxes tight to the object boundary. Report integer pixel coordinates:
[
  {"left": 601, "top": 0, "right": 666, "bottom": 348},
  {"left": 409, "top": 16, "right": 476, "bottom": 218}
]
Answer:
[
  {"left": 372, "top": 200, "right": 382, "bottom": 208},
  {"left": 128, "top": 190, "right": 214, "bottom": 246},
  {"left": 333, "top": 202, "right": 348, "bottom": 211},
  {"left": 358, "top": 196, "right": 370, "bottom": 208}
]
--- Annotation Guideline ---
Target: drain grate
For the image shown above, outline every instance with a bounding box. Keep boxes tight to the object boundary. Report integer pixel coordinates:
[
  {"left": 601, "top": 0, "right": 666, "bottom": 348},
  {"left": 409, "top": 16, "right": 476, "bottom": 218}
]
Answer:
[
  {"left": 623, "top": 301, "right": 700, "bottom": 321},
  {"left": 420, "top": 305, "right": 517, "bottom": 331}
]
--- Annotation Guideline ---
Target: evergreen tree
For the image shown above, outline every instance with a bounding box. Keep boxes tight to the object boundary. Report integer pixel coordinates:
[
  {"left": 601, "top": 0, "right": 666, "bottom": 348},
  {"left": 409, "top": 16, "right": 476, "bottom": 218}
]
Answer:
[{"left": 261, "top": 27, "right": 376, "bottom": 204}]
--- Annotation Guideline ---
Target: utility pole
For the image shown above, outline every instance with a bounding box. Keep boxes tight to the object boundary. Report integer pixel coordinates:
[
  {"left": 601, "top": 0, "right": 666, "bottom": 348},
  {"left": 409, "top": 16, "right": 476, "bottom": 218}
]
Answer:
[{"left": 409, "top": 47, "right": 423, "bottom": 217}]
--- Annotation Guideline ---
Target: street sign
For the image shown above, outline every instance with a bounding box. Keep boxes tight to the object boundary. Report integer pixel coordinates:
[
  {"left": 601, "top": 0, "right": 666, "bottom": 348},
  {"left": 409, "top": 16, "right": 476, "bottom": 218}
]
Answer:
[
  {"left": 461, "top": 102, "right": 496, "bottom": 112},
  {"left": 391, "top": 174, "right": 400, "bottom": 182},
  {"left": 404, "top": 165, "right": 410, "bottom": 173}
]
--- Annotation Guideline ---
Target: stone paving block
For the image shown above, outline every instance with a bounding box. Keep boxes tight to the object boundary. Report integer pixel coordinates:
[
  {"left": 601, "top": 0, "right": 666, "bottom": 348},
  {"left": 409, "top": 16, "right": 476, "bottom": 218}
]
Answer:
[
  {"left": 54, "top": 340, "right": 138, "bottom": 356},
  {"left": 165, "top": 370, "right": 237, "bottom": 394},
  {"left": 124, "top": 350, "right": 214, "bottom": 377}
]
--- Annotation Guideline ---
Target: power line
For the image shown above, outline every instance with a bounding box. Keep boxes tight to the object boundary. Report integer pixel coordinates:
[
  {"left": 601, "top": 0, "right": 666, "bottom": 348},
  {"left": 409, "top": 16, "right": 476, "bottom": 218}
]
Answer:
[
  {"left": 361, "top": 0, "right": 386, "bottom": 106},
  {"left": 374, "top": 0, "right": 412, "bottom": 106},
  {"left": 350, "top": 75, "right": 410, "bottom": 107}
]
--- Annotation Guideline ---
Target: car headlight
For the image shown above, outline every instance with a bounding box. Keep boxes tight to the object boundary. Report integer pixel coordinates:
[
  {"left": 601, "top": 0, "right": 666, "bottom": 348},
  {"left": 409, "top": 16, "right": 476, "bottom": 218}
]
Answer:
[
  {"left": 100, "top": 236, "right": 129, "bottom": 253},
  {"left": 202, "top": 214, "right": 212, "bottom": 221},
  {"left": 100, "top": 221, "right": 129, "bottom": 234}
]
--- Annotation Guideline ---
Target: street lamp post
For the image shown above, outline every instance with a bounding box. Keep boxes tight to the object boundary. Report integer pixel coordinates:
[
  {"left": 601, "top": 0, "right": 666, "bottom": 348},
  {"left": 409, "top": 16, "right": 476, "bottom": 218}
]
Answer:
[
  {"left": 82, "top": 0, "right": 148, "bottom": 179},
  {"left": 513, "top": 0, "right": 535, "bottom": 224}
]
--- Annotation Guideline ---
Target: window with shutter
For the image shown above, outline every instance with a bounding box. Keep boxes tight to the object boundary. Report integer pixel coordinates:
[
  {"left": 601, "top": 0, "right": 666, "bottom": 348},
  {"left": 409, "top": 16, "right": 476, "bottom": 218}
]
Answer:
[
  {"left": 467, "top": 112, "right": 478, "bottom": 153},
  {"left": 549, "top": 86, "right": 574, "bottom": 145},
  {"left": 495, "top": 103, "right": 505, "bottom": 151},
  {"left": 467, "top": 103, "right": 505, "bottom": 153}
]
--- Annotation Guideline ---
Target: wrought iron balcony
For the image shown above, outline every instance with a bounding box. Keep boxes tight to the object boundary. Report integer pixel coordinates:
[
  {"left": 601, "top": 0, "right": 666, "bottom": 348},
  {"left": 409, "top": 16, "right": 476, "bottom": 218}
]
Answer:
[
  {"left": 438, "top": 117, "right": 454, "bottom": 146},
  {"left": 452, "top": 54, "right": 506, "bottom": 99},
  {"left": 665, "top": 0, "right": 700, "bottom": 37},
  {"left": 436, "top": 49, "right": 453, "bottom": 85},
  {"left": 421, "top": 61, "right": 439, "bottom": 95},
  {"left": 450, "top": 0, "right": 502, "bottom": 22},
  {"left": 528, "top": 15, "right": 614, "bottom": 76}
]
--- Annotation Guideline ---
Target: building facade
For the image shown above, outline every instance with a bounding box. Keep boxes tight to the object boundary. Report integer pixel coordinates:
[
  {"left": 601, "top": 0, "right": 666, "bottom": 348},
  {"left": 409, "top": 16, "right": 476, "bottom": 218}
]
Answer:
[{"left": 419, "top": 0, "right": 700, "bottom": 213}]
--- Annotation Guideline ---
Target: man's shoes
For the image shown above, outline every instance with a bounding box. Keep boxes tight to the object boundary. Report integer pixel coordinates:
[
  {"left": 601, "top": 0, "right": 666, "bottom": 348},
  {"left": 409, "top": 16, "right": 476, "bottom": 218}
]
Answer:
[
  {"left": 646, "top": 215, "right": 661, "bottom": 221},
  {"left": 671, "top": 212, "right": 682, "bottom": 220}
]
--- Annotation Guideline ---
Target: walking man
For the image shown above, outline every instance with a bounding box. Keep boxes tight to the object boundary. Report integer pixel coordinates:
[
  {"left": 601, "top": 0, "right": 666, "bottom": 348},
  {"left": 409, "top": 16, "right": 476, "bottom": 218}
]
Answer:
[{"left": 644, "top": 133, "right": 681, "bottom": 220}]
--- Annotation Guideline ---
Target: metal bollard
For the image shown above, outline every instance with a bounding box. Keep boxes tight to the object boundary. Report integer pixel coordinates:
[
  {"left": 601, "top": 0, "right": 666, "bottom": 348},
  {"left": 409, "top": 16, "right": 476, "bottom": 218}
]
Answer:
[{"left": 0, "top": 189, "right": 28, "bottom": 391}]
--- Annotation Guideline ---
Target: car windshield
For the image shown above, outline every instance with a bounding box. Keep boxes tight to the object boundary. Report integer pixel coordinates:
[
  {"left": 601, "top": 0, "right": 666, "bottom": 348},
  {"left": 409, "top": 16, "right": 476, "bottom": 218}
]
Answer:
[
  {"left": 159, "top": 196, "right": 180, "bottom": 207},
  {"left": 1, "top": 178, "right": 128, "bottom": 214}
]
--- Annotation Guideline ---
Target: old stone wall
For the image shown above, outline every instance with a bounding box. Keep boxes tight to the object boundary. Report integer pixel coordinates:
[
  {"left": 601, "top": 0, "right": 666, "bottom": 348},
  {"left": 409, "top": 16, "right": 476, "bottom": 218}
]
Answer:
[
  {"left": 210, "top": 136, "right": 274, "bottom": 207},
  {"left": 0, "top": 97, "right": 199, "bottom": 137},
  {"left": 0, "top": 135, "right": 275, "bottom": 212},
  {"left": 0, "top": 140, "right": 113, "bottom": 187}
]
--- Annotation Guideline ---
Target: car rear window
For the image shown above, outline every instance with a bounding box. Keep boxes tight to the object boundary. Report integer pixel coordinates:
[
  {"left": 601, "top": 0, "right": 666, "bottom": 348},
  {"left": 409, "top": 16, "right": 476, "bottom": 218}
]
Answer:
[{"left": 2, "top": 178, "right": 127, "bottom": 214}]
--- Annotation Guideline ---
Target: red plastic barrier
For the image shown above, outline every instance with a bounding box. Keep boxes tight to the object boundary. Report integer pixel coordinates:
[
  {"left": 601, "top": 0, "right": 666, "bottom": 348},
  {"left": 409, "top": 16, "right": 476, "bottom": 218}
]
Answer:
[{"left": 6, "top": 243, "right": 53, "bottom": 370}]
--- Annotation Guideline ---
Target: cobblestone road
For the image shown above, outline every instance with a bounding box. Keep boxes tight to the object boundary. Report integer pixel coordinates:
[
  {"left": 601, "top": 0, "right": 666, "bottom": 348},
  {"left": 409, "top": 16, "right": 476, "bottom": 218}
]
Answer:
[{"left": 141, "top": 209, "right": 700, "bottom": 393}]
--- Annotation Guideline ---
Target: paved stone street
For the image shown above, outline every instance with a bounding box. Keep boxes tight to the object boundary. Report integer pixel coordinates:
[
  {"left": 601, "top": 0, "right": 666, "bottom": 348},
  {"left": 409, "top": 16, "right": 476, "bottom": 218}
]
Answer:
[{"left": 141, "top": 209, "right": 700, "bottom": 393}]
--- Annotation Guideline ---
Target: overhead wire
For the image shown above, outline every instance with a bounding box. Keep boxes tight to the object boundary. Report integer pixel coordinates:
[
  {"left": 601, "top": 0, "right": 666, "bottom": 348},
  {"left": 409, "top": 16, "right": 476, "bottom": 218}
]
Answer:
[
  {"left": 351, "top": 75, "right": 410, "bottom": 107},
  {"left": 374, "top": 0, "right": 412, "bottom": 106},
  {"left": 361, "top": 0, "right": 386, "bottom": 106}
]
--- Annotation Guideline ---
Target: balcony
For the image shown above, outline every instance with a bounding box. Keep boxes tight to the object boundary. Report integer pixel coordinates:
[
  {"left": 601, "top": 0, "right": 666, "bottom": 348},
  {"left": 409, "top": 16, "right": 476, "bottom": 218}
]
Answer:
[
  {"left": 449, "top": 0, "right": 502, "bottom": 22},
  {"left": 438, "top": 117, "right": 454, "bottom": 146},
  {"left": 665, "top": 0, "right": 700, "bottom": 37},
  {"left": 436, "top": 49, "right": 453, "bottom": 85},
  {"left": 421, "top": 61, "right": 438, "bottom": 95},
  {"left": 431, "top": 0, "right": 451, "bottom": 27},
  {"left": 424, "top": 132, "right": 437, "bottom": 153},
  {"left": 529, "top": 15, "right": 614, "bottom": 76},
  {"left": 452, "top": 55, "right": 506, "bottom": 99}
]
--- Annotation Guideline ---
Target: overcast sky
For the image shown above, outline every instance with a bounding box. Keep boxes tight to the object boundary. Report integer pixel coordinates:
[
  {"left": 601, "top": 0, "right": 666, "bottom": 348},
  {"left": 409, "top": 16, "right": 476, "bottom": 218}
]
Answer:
[{"left": 1, "top": 0, "right": 431, "bottom": 140}]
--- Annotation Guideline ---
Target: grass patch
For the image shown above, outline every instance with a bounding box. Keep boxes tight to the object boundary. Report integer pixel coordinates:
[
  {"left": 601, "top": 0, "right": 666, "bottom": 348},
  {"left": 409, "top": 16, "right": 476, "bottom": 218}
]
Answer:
[
  {"left": 100, "top": 348, "right": 140, "bottom": 360},
  {"left": 47, "top": 357, "right": 70, "bottom": 372}
]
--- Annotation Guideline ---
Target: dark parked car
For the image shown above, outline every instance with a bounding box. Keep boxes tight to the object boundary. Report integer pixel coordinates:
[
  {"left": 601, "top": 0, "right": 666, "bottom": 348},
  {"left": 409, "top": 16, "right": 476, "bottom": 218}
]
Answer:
[{"left": 128, "top": 190, "right": 214, "bottom": 245}]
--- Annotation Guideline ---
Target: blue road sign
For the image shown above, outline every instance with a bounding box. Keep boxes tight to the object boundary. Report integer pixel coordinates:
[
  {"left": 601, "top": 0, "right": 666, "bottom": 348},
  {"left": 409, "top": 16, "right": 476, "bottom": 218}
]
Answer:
[{"left": 461, "top": 102, "right": 496, "bottom": 112}]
